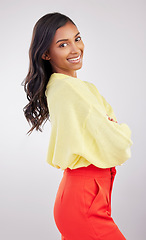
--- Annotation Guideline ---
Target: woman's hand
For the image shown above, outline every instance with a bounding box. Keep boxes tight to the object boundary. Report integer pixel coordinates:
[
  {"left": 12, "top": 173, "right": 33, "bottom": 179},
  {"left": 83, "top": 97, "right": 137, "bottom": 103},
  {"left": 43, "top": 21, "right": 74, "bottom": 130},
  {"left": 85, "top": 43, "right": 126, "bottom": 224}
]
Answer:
[{"left": 106, "top": 114, "right": 118, "bottom": 123}]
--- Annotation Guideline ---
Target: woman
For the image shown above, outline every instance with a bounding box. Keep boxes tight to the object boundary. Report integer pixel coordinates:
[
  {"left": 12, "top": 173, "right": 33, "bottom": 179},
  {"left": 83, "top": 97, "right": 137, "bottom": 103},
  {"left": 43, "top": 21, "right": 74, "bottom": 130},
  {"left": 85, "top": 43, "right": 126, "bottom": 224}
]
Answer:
[{"left": 23, "top": 12, "right": 133, "bottom": 240}]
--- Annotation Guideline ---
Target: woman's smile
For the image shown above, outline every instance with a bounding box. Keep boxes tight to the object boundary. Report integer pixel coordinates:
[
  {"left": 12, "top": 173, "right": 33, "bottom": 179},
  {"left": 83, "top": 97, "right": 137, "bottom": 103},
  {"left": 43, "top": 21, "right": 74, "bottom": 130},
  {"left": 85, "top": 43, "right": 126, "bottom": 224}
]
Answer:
[{"left": 67, "top": 54, "right": 82, "bottom": 63}]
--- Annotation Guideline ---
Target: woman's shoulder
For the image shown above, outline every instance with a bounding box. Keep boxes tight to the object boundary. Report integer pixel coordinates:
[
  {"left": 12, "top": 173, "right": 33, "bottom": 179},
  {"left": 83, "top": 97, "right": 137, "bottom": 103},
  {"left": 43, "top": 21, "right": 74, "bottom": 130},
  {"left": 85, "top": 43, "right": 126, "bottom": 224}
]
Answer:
[
  {"left": 46, "top": 73, "right": 83, "bottom": 87},
  {"left": 45, "top": 73, "right": 89, "bottom": 106},
  {"left": 45, "top": 73, "right": 92, "bottom": 99}
]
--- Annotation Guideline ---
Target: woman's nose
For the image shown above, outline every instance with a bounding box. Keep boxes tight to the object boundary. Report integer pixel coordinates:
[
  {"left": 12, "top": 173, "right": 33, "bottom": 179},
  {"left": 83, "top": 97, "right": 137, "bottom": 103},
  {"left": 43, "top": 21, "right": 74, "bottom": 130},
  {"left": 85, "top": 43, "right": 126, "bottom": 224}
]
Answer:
[{"left": 70, "top": 42, "right": 80, "bottom": 54}]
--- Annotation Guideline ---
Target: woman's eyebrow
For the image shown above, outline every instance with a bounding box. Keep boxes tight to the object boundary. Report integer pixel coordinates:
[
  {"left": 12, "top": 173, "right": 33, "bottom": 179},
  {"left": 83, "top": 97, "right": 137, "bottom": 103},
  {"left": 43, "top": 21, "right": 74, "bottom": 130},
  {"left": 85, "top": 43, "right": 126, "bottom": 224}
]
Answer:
[{"left": 56, "top": 32, "right": 80, "bottom": 44}]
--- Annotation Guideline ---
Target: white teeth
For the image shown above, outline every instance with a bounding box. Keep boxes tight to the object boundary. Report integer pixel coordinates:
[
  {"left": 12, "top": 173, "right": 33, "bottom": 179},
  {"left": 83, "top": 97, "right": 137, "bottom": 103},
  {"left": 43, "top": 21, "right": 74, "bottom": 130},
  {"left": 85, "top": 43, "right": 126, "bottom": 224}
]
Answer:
[{"left": 68, "top": 55, "right": 80, "bottom": 61}]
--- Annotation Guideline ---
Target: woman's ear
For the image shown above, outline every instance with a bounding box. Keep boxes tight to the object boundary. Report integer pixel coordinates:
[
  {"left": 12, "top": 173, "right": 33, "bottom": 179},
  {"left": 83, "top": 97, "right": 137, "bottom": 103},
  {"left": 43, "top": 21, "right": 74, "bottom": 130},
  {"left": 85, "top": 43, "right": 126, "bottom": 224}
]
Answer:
[{"left": 41, "top": 51, "right": 51, "bottom": 60}]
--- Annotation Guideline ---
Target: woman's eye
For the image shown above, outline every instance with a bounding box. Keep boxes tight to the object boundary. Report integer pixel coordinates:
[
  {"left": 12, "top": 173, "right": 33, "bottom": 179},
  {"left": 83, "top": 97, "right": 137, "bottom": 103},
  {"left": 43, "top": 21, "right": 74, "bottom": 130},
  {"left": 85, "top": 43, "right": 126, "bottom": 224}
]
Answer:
[
  {"left": 59, "top": 37, "right": 81, "bottom": 48},
  {"left": 75, "top": 36, "right": 81, "bottom": 42},
  {"left": 59, "top": 43, "right": 68, "bottom": 48}
]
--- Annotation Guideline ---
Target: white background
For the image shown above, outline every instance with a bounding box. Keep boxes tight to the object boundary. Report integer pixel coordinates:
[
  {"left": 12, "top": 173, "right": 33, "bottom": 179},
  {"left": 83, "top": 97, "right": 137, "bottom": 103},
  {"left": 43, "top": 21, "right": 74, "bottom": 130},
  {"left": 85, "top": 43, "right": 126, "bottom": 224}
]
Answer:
[{"left": 0, "top": 0, "right": 145, "bottom": 239}]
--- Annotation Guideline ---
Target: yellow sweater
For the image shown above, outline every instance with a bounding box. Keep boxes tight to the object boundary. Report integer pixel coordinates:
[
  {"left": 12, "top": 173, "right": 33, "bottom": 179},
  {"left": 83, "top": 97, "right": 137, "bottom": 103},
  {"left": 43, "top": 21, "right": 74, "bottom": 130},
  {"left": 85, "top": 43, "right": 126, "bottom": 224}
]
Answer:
[{"left": 45, "top": 73, "right": 133, "bottom": 170}]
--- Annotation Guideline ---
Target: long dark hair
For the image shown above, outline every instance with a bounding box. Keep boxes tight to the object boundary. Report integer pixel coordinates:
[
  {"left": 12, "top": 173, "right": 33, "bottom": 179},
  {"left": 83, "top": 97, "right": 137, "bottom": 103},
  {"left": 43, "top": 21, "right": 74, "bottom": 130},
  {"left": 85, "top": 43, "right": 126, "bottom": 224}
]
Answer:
[{"left": 22, "top": 12, "right": 76, "bottom": 134}]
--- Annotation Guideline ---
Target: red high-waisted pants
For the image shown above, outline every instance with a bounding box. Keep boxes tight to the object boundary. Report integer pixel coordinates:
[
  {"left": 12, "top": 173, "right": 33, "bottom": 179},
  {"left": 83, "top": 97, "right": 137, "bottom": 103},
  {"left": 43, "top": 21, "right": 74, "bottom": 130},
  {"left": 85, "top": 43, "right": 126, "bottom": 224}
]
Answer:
[{"left": 53, "top": 164, "right": 126, "bottom": 240}]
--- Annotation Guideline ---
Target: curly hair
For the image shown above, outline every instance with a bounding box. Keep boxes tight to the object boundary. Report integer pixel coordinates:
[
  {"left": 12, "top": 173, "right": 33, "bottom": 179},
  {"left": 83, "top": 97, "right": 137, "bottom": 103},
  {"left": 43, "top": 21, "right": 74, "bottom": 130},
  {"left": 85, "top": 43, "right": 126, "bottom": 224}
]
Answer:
[{"left": 22, "top": 12, "right": 76, "bottom": 134}]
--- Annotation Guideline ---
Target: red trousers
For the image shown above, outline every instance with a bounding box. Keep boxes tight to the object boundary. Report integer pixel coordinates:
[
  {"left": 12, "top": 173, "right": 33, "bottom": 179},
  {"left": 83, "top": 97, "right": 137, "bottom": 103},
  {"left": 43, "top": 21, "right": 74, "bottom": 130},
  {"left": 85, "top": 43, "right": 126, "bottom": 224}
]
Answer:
[{"left": 53, "top": 164, "right": 126, "bottom": 240}]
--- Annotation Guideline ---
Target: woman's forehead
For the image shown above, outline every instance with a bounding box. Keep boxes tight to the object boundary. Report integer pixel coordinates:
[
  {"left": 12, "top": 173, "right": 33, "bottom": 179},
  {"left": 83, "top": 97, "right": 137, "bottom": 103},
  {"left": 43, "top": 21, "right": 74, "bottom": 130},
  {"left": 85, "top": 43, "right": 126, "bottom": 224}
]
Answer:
[{"left": 53, "top": 22, "right": 79, "bottom": 43}]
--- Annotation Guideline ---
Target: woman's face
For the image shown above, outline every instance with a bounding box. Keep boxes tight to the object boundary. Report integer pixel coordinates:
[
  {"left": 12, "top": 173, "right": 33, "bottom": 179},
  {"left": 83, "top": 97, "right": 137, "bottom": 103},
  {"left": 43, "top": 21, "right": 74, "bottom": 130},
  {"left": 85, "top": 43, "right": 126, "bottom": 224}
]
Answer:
[{"left": 43, "top": 21, "right": 84, "bottom": 78}]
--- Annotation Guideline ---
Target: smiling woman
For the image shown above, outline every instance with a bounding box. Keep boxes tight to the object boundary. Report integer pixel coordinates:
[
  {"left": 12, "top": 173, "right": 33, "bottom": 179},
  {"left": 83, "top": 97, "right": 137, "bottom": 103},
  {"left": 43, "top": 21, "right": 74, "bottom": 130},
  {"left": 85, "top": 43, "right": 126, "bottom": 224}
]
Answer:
[
  {"left": 22, "top": 13, "right": 84, "bottom": 134},
  {"left": 41, "top": 21, "right": 84, "bottom": 77},
  {"left": 22, "top": 12, "right": 132, "bottom": 240}
]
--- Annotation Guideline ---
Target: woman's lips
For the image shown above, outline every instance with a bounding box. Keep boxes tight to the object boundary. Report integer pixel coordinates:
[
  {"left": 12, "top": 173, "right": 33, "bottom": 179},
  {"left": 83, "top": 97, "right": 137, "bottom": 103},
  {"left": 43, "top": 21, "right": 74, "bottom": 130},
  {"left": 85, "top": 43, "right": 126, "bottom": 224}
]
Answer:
[{"left": 67, "top": 55, "right": 81, "bottom": 63}]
